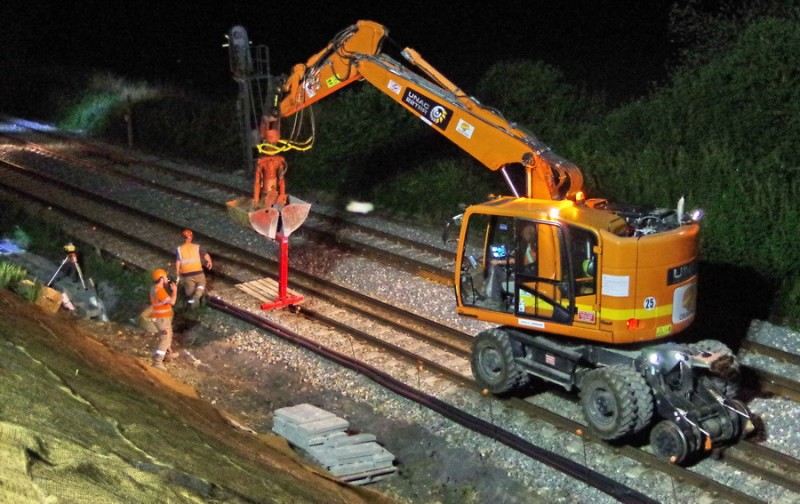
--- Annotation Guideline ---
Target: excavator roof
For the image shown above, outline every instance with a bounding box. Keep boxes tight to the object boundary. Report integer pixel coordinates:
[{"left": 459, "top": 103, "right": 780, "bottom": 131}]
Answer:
[{"left": 468, "top": 196, "right": 629, "bottom": 235}]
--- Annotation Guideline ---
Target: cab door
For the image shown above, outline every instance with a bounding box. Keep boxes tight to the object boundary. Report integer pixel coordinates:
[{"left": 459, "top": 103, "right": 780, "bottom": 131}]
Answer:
[
  {"left": 510, "top": 221, "right": 599, "bottom": 329},
  {"left": 513, "top": 220, "right": 573, "bottom": 323},
  {"left": 566, "top": 225, "right": 600, "bottom": 330}
]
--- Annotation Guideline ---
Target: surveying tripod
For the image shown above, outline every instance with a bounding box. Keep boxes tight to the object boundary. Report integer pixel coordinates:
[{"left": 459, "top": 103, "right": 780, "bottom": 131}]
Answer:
[{"left": 47, "top": 243, "right": 87, "bottom": 290}]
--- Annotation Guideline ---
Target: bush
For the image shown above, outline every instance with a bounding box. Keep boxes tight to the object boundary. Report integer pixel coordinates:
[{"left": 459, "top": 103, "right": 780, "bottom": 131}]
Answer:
[
  {"left": 777, "top": 275, "right": 800, "bottom": 324},
  {"left": 372, "top": 158, "right": 500, "bottom": 224},
  {"left": 0, "top": 262, "right": 28, "bottom": 289},
  {"left": 476, "top": 60, "right": 606, "bottom": 148},
  {"left": 668, "top": 0, "right": 799, "bottom": 70},
  {"left": 102, "top": 94, "right": 241, "bottom": 168},
  {"left": 0, "top": 203, "right": 68, "bottom": 258},
  {"left": 569, "top": 18, "right": 800, "bottom": 324},
  {"left": 12, "top": 279, "right": 43, "bottom": 304}
]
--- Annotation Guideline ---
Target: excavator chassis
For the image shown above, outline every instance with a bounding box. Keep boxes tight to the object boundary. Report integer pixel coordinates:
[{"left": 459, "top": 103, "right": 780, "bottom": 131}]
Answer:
[{"left": 470, "top": 327, "right": 754, "bottom": 464}]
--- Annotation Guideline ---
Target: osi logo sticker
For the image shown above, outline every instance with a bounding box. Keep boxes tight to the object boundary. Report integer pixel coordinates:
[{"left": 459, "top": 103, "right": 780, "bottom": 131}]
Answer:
[
  {"left": 672, "top": 282, "right": 697, "bottom": 323},
  {"left": 430, "top": 105, "right": 448, "bottom": 125}
]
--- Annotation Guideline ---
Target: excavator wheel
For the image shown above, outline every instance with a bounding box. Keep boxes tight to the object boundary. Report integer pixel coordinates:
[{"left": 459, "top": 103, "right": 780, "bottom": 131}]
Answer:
[
  {"left": 579, "top": 367, "right": 640, "bottom": 441},
  {"left": 471, "top": 328, "right": 529, "bottom": 395},
  {"left": 617, "top": 366, "right": 655, "bottom": 435}
]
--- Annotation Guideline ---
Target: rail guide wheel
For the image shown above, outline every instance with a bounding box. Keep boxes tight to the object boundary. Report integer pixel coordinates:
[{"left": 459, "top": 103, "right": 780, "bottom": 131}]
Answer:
[{"left": 649, "top": 419, "right": 701, "bottom": 464}]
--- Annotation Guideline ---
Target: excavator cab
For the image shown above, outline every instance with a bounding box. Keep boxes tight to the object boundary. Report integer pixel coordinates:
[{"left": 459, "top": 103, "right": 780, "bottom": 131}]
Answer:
[{"left": 456, "top": 207, "right": 600, "bottom": 333}]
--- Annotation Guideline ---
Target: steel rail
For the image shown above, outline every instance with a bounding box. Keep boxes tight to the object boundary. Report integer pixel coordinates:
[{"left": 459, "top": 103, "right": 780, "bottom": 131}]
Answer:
[
  {"left": 209, "top": 296, "right": 659, "bottom": 504},
  {"left": 0, "top": 134, "right": 792, "bottom": 503}
]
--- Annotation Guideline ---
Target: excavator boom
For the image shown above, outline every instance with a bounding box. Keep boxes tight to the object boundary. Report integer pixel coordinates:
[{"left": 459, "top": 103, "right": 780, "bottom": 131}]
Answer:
[
  {"left": 278, "top": 21, "right": 387, "bottom": 117},
  {"left": 274, "top": 20, "right": 583, "bottom": 201}
]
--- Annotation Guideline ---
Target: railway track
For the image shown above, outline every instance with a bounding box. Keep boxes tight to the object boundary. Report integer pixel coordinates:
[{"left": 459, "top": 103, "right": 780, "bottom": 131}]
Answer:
[
  {"left": 1, "top": 118, "right": 799, "bottom": 502},
  {"left": 0, "top": 119, "right": 456, "bottom": 284}
]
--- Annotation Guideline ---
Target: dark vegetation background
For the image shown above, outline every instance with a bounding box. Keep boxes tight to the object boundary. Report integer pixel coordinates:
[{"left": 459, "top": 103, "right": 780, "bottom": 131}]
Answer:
[{"left": 1, "top": 1, "right": 798, "bottom": 328}]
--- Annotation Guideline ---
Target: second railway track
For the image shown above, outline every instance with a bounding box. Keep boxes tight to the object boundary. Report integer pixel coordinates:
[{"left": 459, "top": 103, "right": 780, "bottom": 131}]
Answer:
[{"left": 1, "top": 118, "right": 800, "bottom": 502}]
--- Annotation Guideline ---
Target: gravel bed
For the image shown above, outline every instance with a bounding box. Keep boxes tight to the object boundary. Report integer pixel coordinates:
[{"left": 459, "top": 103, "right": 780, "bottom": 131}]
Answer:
[
  {"left": 149, "top": 147, "right": 800, "bottom": 468},
  {"left": 3, "top": 127, "right": 800, "bottom": 502}
]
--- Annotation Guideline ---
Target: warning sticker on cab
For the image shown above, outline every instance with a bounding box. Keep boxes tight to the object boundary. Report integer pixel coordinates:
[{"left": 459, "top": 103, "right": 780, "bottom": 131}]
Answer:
[{"left": 518, "top": 318, "right": 545, "bottom": 329}]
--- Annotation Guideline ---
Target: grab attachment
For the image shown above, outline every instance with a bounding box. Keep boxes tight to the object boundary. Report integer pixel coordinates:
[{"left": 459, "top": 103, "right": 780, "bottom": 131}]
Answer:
[
  {"left": 227, "top": 113, "right": 311, "bottom": 238},
  {"left": 247, "top": 195, "right": 310, "bottom": 239}
]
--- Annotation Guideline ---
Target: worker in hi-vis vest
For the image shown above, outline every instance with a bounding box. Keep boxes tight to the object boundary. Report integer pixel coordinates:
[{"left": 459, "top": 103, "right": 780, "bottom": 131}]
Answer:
[
  {"left": 149, "top": 268, "right": 178, "bottom": 370},
  {"left": 175, "top": 229, "right": 213, "bottom": 309}
]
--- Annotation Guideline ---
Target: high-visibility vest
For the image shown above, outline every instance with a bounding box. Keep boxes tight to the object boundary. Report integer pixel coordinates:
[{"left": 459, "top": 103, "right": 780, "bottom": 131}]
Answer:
[
  {"left": 150, "top": 284, "right": 173, "bottom": 318},
  {"left": 523, "top": 244, "right": 536, "bottom": 266},
  {"left": 177, "top": 243, "right": 203, "bottom": 274}
]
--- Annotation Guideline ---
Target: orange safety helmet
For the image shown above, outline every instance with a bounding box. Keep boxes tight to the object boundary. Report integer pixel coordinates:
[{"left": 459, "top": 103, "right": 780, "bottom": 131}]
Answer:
[
  {"left": 182, "top": 229, "right": 193, "bottom": 239},
  {"left": 152, "top": 268, "right": 168, "bottom": 282}
]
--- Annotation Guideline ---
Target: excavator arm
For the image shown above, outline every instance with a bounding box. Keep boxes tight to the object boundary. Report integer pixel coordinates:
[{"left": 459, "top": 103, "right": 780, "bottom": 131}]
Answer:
[
  {"left": 230, "top": 19, "right": 584, "bottom": 239},
  {"left": 273, "top": 20, "right": 583, "bottom": 201},
  {"left": 277, "top": 21, "right": 388, "bottom": 117}
]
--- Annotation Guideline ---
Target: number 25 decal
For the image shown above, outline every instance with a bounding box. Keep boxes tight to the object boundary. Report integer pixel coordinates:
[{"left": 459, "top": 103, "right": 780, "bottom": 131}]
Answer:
[{"left": 644, "top": 297, "right": 657, "bottom": 310}]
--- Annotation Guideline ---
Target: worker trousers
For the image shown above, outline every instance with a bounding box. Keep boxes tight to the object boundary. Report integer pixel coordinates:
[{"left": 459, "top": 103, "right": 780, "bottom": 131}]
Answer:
[
  {"left": 181, "top": 273, "right": 206, "bottom": 307},
  {"left": 151, "top": 316, "right": 174, "bottom": 364}
]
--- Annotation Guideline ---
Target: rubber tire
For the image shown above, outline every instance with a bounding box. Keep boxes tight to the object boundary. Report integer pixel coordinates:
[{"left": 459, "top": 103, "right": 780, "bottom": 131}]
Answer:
[
  {"left": 579, "top": 367, "right": 640, "bottom": 441},
  {"left": 471, "top": 328, "right": 529, "bottom": 395},
  {"left": 616, "top": 366, "right": 655, "bottom": 435},
  {"left": 689, "top": 339, "right": 741, "bottom": 399}
]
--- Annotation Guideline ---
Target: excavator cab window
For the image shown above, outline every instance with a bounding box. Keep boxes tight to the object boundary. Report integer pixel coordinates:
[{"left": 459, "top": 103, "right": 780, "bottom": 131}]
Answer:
[
  {"left": 459, "top": 214, "right": 515, "bottom": 311},
  {"left": 509, "top": 220, "right": 573, "bottom": 323},
  {"left": 459, "top": 214, "right": 598, "bottom": 322},
  {"left": 567, "top": 226, "right": 598, "bottom": 297}
]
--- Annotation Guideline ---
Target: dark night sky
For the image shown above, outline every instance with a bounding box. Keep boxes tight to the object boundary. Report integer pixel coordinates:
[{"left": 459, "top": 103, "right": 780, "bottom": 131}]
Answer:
[{"left": 3, "top": 1, "right": 675, "bottom": 101}]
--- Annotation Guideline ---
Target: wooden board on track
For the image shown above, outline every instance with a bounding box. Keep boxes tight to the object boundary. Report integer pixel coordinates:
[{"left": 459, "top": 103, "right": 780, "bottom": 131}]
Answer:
[{"left": 235, "top": 277, "right": 305, "bottom": 305}]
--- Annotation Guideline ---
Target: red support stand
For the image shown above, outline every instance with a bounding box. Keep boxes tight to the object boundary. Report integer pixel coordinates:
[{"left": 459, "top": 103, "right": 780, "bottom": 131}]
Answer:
[{"left": 261, "top": 232, "right": 304, "bottom": 310}]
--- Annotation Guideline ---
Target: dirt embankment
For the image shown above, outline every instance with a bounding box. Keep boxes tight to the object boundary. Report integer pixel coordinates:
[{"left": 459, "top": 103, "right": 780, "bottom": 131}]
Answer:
[{"left": 0, "top": 289, "right": 395, "bottom": 503}]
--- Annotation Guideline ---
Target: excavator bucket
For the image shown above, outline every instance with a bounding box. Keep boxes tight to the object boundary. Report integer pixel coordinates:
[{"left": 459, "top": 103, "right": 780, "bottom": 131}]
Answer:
[
  {"left": 229, "top": 196, "right": 311, "bottom": 240},
  {"left": 249, "top": 207, "right": 280, "bottom": 239},
  {"left": 280, "top": 196, "right": 311, "bottom": 237}
]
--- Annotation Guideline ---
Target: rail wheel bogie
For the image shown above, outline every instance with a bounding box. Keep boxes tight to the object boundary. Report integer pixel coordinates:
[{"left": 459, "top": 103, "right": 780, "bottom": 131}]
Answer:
[
  {"left": 650, "top": 419, "right": 701, "bottom": 464},
  {"left": 470, "top": 329, "right": 752, "bottom": 464}
]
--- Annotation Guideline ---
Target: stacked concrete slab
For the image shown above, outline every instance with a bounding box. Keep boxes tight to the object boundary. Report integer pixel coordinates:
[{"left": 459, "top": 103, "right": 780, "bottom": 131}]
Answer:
[{"left": 272, "top": 403, "right": 397, "bottom": 485}]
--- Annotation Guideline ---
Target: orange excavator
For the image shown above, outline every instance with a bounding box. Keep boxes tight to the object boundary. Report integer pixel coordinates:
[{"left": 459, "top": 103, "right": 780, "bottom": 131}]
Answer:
[{"left": 228, "top": 20, "right": 754, "bottom": 463}]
